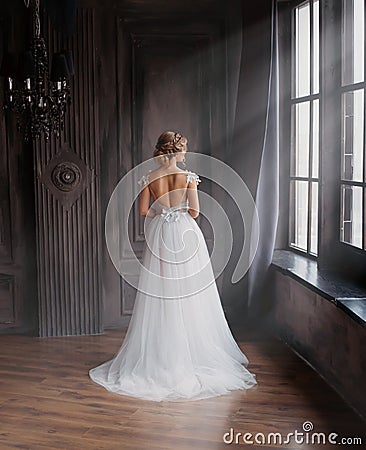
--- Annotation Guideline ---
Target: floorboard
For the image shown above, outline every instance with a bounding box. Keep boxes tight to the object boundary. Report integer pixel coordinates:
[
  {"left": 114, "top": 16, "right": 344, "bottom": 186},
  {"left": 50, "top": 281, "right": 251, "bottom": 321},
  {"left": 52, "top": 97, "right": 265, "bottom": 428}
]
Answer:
[{"left": 0, "top": 328, "right": 365, "bottom": 449}]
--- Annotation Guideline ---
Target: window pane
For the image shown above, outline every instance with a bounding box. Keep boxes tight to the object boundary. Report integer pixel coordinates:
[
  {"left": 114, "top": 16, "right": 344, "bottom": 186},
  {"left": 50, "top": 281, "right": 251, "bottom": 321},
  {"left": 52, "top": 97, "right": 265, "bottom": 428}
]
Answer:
[
  {"left": 313, "top": 0, "right": 320, "bottom": 94},
  {"left": 295, "top": 2, "right": 311, "bottom": 97},
  {"left": 342, "top": 0, "right": 365, "bottom": 85},
  {"left": 310, "top": 182, "right": 318, "bottom": 254},
  {"left": 341, "top": 89, "right": 364, "bottom": 182},
  {"left": 290, "top": 180, "right": 309, "bottom": 251},
  {"left": 312, "top": 99, "right": 319, "bottom": 178},
  {"left": 292, "top": 101, "right": 310, "bottom": 177},
  {"left": 340, "top": 184, "right": 363, "bottom": 248}
]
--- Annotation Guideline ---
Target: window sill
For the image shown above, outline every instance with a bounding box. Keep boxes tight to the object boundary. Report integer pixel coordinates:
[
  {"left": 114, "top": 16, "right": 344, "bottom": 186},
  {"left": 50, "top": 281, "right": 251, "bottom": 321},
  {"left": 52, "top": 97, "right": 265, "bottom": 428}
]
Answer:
[{"left": 271, "top": 249, "right": 366, "bottom": 328}]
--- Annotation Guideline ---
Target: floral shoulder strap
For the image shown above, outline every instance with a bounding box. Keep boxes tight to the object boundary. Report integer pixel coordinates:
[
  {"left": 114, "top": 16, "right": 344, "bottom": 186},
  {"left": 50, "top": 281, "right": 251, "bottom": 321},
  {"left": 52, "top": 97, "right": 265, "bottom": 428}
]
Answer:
[
  {"left": 186, "top": 171, "right": 201, "bottom": 185},
  {"left": 137, "top": 173, "right": 150, "bottom": 188}
]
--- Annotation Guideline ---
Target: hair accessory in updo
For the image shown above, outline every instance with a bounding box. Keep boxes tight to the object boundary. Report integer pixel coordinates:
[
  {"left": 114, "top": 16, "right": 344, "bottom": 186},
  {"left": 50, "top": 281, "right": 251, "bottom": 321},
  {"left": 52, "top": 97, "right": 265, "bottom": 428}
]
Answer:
[
  {"left": 153, "top": 131, "right": 187, "bottom": 160},
  {"left": 173, "top": 132, "right": 182, "bottom": 145}
]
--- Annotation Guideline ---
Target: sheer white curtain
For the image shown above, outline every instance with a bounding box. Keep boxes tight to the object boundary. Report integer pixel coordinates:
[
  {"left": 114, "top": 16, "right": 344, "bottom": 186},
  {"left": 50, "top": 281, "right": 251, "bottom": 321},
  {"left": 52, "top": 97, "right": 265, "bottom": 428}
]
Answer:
[
  {"left": 247, "top": 0, "right": 279, "bottom": 317},
  {"left": 223, "top": 0, "right": 279, "bottom": 322}
]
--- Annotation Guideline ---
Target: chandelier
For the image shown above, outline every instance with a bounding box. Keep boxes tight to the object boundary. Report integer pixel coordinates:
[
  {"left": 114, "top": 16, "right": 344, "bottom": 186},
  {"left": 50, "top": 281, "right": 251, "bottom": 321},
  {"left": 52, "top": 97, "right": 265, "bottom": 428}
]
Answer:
[{"left": 0, "top": 0, "right": 74, "bottom": 141}]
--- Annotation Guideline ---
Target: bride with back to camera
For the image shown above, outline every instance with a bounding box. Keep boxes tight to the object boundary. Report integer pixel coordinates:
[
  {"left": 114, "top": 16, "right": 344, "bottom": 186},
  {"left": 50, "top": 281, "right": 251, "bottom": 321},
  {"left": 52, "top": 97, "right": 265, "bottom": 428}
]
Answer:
[{"left": 89, "top": 130, "right": 257, "bottom": 401}]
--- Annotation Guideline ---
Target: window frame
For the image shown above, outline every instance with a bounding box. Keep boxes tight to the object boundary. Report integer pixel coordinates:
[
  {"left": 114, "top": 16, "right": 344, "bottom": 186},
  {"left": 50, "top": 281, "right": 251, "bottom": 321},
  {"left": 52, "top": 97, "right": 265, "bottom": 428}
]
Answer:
[
  {"left": 339, "top": 0, "right": 366, "bottom": 252},
  {"left": 278, "top": 0, "right": 366, "bottom": 283},
  {"left": 288, "top": 0, "right": 320, "bottom": 258}
]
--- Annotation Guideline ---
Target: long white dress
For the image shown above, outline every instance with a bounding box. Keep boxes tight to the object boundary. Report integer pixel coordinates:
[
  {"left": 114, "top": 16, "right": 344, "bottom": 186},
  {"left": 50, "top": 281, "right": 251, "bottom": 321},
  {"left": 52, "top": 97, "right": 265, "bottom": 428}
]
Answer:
[{"left": 89, "top": 171, "right": 257, "bottom": 402}]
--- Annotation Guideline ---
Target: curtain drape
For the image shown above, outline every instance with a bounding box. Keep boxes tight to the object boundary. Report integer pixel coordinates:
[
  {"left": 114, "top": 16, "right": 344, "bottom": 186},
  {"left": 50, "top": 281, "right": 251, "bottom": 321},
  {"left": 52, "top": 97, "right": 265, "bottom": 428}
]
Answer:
[
  {"left": 223, "top": 0, "right": 279, "bottom": 323},
  {"left": 247, "top": 0, "right": 279, "bottom": 318}
]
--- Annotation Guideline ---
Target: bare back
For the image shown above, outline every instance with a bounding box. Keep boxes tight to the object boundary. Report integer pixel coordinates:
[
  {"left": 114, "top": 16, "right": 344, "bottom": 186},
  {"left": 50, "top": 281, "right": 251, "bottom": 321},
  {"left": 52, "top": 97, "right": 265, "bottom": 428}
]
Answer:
[
  {"left": 139, "top": 167, "right": 200, "bottom": 219},
  {"left": 148, "top": 169, "right": 190, "bottom": 208}
]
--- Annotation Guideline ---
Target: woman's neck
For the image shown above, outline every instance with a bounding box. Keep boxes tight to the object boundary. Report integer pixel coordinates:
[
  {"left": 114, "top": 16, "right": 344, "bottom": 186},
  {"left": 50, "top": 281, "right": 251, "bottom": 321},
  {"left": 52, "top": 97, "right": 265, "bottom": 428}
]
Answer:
[{"left": 166, "top": 158, "right": 178, "bottom": 169}]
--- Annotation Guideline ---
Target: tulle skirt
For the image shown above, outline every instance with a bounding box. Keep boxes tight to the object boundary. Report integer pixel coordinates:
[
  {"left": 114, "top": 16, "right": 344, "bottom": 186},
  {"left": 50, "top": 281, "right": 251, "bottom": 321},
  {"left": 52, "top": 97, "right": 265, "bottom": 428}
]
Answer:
[{"left": 89, "top": 209, "right": 257, "bottom": 401}]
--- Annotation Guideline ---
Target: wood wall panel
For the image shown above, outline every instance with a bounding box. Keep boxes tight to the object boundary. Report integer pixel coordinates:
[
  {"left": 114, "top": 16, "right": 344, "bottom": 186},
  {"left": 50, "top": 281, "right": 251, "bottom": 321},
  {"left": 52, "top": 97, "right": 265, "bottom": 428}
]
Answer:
[
  {"left": 0, "top": 275, "right": 15, "bottom": 324},
  {"left": 0, "top": 7, "right": 38, "bottom": 334},
  {"left": 0, "top": 16, "right": 9, "bottom": 259},
  {"left": 113, "top": 19, "right": 225, "bottom": 327},
  {"left": 131, "top": 33, "right": 212, "bottom": 253},
  {"left": 0, "top": 128, "right": 11, "bottom": 259},
  {"left": 271, "top": 269, "right": 366, "bottom": 420},
  {"left": 1, "top": 1, "right": 238, "bottom": 334},
  {"left": 34, "top": 8, "right": 102, "bottom": 336}
]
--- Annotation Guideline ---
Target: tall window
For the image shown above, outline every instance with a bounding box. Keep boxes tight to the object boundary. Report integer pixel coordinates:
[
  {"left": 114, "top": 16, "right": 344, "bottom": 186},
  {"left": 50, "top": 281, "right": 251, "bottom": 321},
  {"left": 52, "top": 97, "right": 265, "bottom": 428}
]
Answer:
[
  {"left": 280, "top": 0, "right": 366, "bottom": 278},
  {"left": 340, "top": 0, "right": 366, "bottom": 250},
  {"left": 289, "top": 0, "right": 320, "bottom": 256}
]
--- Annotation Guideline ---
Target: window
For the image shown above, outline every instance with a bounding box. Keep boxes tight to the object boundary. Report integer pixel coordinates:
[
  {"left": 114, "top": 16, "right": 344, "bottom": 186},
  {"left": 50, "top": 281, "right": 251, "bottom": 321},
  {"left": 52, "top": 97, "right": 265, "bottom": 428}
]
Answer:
[
  {"left": 340, "top": 0, "right": 366, "bottom": 250},
  {"left": 279, "top": 0, "right": 366, "bottom": 279},
  {"left": 289, "top": 0, "right": 320, "bottom": 256}
]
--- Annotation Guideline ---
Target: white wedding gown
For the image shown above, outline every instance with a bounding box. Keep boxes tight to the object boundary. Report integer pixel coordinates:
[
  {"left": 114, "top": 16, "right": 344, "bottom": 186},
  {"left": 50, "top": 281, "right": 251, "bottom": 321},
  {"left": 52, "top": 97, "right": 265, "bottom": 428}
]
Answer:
[{"left": 89, "top": 171, "right": 257, "bottom": 402}]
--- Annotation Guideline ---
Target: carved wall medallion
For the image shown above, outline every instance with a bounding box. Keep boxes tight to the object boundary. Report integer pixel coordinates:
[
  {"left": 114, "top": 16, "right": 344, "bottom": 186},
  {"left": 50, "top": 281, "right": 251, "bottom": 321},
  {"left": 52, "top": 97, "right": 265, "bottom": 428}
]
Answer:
[
  {"left": 40, "top": 148, "right": 94, "bottom": 210},
  {"left": 51, "top": 162, "right": 82, "bottom": 192}
]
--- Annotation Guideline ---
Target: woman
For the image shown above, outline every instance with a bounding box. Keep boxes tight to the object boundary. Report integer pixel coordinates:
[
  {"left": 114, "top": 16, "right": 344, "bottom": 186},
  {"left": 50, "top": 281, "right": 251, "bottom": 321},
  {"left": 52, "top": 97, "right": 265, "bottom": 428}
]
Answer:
[{"left": 89, "top": 131, "right": 257, "bottom": 402}]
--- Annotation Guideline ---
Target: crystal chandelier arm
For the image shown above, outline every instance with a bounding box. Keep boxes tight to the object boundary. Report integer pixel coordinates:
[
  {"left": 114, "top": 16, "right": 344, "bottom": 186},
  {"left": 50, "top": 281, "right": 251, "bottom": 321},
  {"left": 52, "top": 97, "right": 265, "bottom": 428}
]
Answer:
[
  {"left": 33, "top": 0, "right": 41, "bottom": 38},
  {"left": 1, "top": 0, "right": 72, "bottom": 140}
]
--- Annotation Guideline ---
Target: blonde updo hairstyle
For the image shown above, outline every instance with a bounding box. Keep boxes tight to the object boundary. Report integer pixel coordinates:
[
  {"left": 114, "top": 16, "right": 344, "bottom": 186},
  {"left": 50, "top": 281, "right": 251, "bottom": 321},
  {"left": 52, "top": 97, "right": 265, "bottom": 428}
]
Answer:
[{"left": 153, "top": 131, "right": 187, "bottom": 165}]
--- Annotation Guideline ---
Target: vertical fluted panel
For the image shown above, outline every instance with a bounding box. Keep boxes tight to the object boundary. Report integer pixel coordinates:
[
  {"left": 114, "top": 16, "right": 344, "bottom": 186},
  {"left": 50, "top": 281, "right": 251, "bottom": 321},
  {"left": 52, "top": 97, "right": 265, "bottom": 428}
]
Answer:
[{"left": 34, "top": 8, "right": 102, "bottom": 336}]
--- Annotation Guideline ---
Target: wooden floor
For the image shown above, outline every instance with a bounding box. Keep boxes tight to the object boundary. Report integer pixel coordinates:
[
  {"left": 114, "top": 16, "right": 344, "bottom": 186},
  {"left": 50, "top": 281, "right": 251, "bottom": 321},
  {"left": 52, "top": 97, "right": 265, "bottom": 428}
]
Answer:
[{"left": 0, "top": 327, "right": 365, "bottom": 450}]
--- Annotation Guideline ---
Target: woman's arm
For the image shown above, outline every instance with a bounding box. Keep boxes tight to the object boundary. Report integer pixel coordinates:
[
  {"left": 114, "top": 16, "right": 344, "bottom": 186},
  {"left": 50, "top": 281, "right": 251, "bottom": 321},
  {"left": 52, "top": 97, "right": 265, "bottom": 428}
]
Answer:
[
  {"left": 139, "top": 186, "right": 156, "bottom": 217},
  {"left": 187, "top": 179, "right": 199, "bottom": 218}
]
